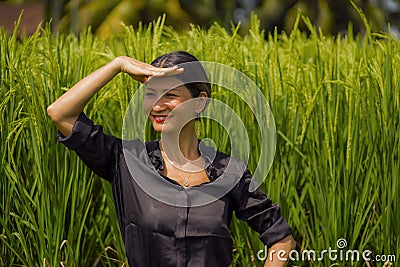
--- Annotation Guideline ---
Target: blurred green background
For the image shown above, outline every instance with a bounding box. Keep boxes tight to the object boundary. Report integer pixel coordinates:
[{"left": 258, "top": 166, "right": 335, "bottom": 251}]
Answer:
[{"left": 1, "top": 0, "right": 400, "bottom": 36}]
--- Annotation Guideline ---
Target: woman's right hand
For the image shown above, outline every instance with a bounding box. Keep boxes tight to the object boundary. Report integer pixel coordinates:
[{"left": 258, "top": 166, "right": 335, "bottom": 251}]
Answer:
[{"left": 115, "top": 56, "right": 184, "bottom": 83}]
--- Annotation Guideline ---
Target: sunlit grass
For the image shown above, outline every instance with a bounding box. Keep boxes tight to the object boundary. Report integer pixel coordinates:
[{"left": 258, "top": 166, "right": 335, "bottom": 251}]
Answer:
[{"left": 1, "top": 15, "right": 399, "bottom": 266}]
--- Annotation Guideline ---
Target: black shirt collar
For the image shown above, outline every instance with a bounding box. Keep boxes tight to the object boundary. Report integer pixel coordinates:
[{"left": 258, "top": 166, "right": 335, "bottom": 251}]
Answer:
[{"left": 145, "top": 140, "right": 228, "bottom": 181}]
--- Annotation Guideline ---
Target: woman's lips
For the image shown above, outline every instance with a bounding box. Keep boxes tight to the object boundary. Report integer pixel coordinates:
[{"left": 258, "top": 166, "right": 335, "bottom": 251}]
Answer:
[{"left": 153, "top": 115, "right": 172, "bottom": 123}]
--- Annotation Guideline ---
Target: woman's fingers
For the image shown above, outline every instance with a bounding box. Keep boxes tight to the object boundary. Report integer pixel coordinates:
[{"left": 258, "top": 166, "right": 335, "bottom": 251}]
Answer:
[
  {"left": 136, "top": 67, "right": 184, "bottom": 84},
  {"left": 138, "top": 66, "right": 183, "bottom": 82},
  {"left": 151, "top": 67, "right": 184, "bottom": 76},
  {"left": 148, "top": 65, "right": 184, "bottom": 75},
  {"left": 117, "top": 56, "right": 184, "bottom": 82}
]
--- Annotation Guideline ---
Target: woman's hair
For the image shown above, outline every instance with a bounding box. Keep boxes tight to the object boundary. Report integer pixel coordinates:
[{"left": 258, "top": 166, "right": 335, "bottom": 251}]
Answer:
[{"left": 150, "top": 51, "right": 211, "bottom": 98}]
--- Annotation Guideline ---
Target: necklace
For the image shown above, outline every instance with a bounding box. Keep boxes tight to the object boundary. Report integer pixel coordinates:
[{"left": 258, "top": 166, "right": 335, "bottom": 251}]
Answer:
[
  {"left": 177, "top": 161, "right": 195, "bottom": 187},
  {"left": 182, "top": 169, "right": 194, "bottom": 187},
  {"left": 161, "top": 150, "right": 195, "bottom": 187},
  {"left": 183, "top": 176, "right": 191, "bottom": 187},
  {"left": 174, "top": 166, "right": 193, "bottom": 187}
]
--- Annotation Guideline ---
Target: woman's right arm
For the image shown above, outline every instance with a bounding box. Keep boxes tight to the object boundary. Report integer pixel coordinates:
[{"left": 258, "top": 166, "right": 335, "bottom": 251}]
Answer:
[{"left": 47, "top": 56, "right": 182, "bottom": 136}]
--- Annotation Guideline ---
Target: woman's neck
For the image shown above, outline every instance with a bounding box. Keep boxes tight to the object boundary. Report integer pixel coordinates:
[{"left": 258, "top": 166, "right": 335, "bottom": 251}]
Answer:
[{"left": 159, "top": 122, "right": 200, "bottom": 165}]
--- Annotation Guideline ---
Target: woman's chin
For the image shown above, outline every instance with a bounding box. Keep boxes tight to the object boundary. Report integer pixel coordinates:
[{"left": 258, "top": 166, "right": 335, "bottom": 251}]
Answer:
[
  {"left": 151, "top": 119, "right": 190, "bottom": 134},
  {"left": 152, "top": 123, "right": 176, "bottom": 133}
]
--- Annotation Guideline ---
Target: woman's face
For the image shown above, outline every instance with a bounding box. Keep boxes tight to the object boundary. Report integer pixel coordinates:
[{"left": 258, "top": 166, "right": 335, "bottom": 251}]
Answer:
[{"left": 143, "top": 76, "right": 199, "bottom": 133}]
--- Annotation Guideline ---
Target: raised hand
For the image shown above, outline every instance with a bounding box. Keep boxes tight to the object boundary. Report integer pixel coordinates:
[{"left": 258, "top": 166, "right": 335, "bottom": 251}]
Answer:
[
  {"left": 47, "top": 56, "right": 183, "bottom": 136},
  {"left": 116, "top": 56, "right": 184, "bottom": 83}
]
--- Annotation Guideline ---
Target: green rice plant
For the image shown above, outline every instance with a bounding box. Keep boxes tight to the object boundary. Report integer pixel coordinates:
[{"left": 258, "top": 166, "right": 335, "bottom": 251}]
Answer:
[{"left": 1, "top": 13, "right": 399, "bottom": 267}]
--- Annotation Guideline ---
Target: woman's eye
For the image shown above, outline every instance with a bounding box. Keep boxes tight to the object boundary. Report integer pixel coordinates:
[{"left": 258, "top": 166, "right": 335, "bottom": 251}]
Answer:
[
  {"left": 145, "top": 93, "right": 155, "bottom": 97},
  {"left": 165, "top": 93, "right": 177, "bottom": 98}
]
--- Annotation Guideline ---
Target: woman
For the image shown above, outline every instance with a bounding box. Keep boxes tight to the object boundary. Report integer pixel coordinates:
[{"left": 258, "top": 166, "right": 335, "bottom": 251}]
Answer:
[{"left": 47, "top": 51, "right": 295, "bottom": 267}]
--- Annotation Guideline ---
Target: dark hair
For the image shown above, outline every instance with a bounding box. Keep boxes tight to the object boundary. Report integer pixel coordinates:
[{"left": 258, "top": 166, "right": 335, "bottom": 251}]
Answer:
[{"left": 150, "top": 51, "right": 211, "bottom": 98}]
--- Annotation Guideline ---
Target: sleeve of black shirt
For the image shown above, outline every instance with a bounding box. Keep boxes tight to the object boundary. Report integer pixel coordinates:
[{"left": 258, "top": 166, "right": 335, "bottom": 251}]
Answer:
[
  {"left": 231, "top": 168, "right": 292, "bottom": 248},
  {"left": 57, "top": 112, "right": 121, "bottom": 181}
]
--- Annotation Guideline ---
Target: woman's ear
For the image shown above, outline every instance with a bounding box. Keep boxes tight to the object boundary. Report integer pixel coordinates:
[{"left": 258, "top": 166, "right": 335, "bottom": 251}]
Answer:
[{"left": 195, "top": 91, "right": 208, "bottom": 113}]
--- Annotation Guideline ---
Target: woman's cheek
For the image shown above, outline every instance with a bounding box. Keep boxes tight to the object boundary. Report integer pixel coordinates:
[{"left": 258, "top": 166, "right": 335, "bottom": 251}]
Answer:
[{"left": 143, "top": 99, "right": 154, "bottom": 114}]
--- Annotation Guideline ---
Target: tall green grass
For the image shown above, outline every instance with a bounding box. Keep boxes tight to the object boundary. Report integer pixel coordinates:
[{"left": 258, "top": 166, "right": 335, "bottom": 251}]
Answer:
[{"left": 1, "top": 15, "right": 399, "bottom": 266}]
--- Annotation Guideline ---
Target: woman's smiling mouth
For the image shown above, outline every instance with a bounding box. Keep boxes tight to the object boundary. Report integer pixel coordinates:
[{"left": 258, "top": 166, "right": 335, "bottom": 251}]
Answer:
[{"left": 153, "top": 115, "right": 172, "bottom": 123}]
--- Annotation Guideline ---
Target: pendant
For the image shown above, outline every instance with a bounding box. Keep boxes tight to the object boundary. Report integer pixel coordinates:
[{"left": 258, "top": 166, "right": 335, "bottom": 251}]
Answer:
[{"left": 184, "top": 181, "right": 189, "bottom": 187}]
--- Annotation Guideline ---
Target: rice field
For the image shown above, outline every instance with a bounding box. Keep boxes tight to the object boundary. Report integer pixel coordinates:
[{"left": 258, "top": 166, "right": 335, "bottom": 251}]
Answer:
[{"left": 1, "top": 15, "right": 399, "bottom": 266}]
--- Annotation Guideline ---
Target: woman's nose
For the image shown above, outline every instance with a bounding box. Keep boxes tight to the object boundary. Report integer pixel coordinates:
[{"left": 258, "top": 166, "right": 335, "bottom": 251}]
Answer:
[{"left": 152, "top": 97, "right": 167, "bottom": 111}]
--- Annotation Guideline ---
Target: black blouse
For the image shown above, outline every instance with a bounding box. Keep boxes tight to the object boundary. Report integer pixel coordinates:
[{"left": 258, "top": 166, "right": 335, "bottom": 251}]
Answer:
[{"left": 58, "top": 113, "right": 292, "bottom": 267}]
